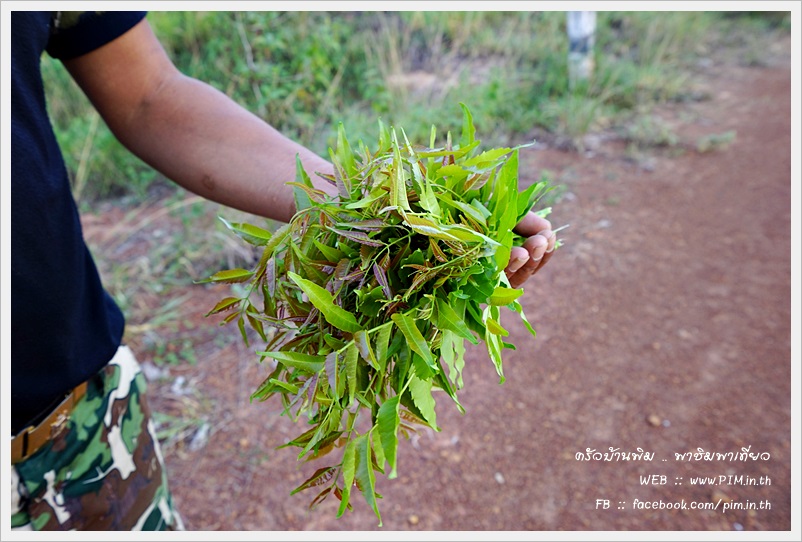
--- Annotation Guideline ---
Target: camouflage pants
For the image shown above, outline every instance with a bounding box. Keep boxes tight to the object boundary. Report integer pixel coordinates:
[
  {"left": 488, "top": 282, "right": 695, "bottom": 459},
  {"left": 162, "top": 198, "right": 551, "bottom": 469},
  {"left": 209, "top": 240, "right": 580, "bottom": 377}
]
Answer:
[{"left": 11, "top": 346, "right": 184, "bottom": 530}]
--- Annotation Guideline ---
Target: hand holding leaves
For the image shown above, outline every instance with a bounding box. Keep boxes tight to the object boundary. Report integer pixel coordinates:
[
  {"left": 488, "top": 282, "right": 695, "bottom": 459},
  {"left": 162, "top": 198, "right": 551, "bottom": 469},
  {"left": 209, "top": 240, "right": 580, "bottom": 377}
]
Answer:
[
  {"left": 203, "top": 104, "right": 561, "bottom": 524},
  {"left": 505, "top": 211, "right": 557, "bottom": 288}
]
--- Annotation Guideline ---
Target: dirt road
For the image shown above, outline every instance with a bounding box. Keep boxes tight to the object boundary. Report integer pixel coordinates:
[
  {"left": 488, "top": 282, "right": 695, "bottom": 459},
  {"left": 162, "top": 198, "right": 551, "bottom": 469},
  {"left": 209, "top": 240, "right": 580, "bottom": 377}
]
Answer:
[{"left": 134, "top": 36, "right": 792, "bottom": 533}]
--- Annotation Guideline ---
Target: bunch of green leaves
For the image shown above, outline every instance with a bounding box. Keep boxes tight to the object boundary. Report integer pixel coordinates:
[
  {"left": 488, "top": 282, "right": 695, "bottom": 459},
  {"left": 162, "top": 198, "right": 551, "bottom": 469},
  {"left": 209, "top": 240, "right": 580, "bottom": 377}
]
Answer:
[{"left": 204, "top": 104, "right": 555, "bottom": 525}]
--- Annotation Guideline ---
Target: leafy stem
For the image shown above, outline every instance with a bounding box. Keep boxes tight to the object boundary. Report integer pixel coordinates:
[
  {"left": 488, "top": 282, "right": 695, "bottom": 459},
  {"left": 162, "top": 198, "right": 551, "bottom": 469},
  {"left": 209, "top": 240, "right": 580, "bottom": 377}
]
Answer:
[{"left": 204, "top": 103, "right": 559, "bottom": 524}]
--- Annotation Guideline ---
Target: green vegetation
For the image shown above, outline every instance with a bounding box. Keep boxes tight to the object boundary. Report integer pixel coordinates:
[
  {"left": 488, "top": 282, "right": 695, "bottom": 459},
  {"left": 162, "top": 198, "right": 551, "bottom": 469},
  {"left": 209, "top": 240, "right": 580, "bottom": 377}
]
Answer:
[
  {"left": 42, "top": 11, "right": 789, "bottom": 203},
  {"left": 43, "top": 10, "right": 789, "bottom": 391},
  {"left": 203, "top": 106, "right": 555, "bottom": 523}
]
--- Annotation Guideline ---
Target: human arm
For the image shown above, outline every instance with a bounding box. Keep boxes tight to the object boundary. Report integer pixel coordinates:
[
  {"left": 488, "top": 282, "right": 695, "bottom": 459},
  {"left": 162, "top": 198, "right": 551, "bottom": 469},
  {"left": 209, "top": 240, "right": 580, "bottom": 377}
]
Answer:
[
  {"left": 64, "top": 17, "right": 554, "bottom": 282},
  {"left": 63, "top": 18, "right": 335, "bottom": 224}
]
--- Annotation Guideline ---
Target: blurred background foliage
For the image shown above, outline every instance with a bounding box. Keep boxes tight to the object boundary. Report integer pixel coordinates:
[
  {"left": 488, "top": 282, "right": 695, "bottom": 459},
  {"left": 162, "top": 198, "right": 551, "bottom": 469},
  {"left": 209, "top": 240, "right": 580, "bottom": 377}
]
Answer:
[
  {"left": 41, "top": 10, "right": 790, "bottom": 203},
  {"left": 42, "top": 10, "right": 789, "bottom": 367}
]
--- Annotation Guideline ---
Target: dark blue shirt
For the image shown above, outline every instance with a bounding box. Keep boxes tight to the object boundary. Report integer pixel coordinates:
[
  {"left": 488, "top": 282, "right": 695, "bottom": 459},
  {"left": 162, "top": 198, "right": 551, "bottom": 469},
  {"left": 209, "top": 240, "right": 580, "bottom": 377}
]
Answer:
[{"left": 11, "top": 11, "right": 146, "bottom": 433}]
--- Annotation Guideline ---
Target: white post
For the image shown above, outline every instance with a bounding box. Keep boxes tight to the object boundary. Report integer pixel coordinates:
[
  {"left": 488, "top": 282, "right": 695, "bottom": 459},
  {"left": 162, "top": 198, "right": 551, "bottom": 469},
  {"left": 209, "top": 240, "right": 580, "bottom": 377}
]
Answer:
[{"left": 566, "top": 11, "right": 597, "bottom": 87}]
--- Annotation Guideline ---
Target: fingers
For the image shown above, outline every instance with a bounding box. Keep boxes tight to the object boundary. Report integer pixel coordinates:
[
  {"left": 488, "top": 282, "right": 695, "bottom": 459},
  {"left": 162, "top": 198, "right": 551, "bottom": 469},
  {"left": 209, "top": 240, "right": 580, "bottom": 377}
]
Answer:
[
  {"left": 505, "top": 227, "right": 557, "bottom": 288},
  {"left": 508, "top": 236, "right": 547, "bottom": 287},
  {"left": 505, "top": 211, "right": 559, "bottom": 287},
  {"left": 514, "top": 212, "right": 551, "bottom": 238},
  {"left": 506, "top": 247, "right": 530, "bottom": 274}
]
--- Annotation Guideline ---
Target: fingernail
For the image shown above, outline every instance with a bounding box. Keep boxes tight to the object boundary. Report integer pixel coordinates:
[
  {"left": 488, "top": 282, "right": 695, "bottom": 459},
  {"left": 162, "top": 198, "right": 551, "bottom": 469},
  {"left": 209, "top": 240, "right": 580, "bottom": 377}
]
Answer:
[
  {"left": 509, "top": 256, "right": 528, "bottom": 272},
  {"left": 531, "top": 256, "right": 543, "bottom": 264}
]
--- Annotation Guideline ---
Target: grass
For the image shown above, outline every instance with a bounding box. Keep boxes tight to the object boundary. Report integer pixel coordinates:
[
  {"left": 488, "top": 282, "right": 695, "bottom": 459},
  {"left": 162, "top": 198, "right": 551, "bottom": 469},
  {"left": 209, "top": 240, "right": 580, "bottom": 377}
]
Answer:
[
  {"left": 43, "top": 11, "right": 771, "bottom": 202},
  {"left": 44, "top": 11, "right": 791, "bottom": 201},
  {"left": 44, "top": 10, "right": 789, "bottom": 373}
]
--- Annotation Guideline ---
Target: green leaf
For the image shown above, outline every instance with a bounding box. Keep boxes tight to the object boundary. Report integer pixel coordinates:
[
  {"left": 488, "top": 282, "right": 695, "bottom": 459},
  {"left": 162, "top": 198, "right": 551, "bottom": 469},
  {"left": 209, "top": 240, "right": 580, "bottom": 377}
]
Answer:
[
  {"left": 219, "top": 217, "right": 273, "bottom": 246},
  {"left": 288, "top": 272, "right": 362, "bottom": 333},
  {"left": 408, "top": 374, "right": 438, "bottom": 430},
  {"left": 313, "top": 239, "right": 344, "bottom": 263},
  {"left": 200, "top": 268, "right": 254, "bottom": 284},
  {"left": 459, "top": 102, "right": 476, "bottom": 152},
  {"left": 297, "top": 423, "right": 329, "bottom": 458},
  {"left": 247, "top": 313, "right": 267, "bottom": 341},
  {"left": 205, "top": 296, "right": 241, "bottom": 316},
  {"left": 280, "top": 424, "right": 319, "bottom": 449},
  {"left": 378, "top": 118, "right": 392, "bottom": 152},
  {"left": 440, "top": 196, "right": 488, "bottom": 228},
  {"left": 436, "top": 163, "right": 468, "bottom": 178},
  {"left": 249, "top": 364, "right": 282, "bottom": 402},
  {"left": 391, "top": 313, "right": 436, "bottom": 371},
  {"left": 440, "top": 329, "right": 456, "bottom": 382},
  {"left": 237, "top": 316, "right": 248, "bottom": 346},
  {"left": 487, "top": 332, "right": 505, "bottom": 384},
  {"left": 377, "top": 396, "right": 400, "bottom": 478},
  {"left": 453, "top": 332, "right": 466, "bottom": 388},
  {"left": 324, "top": 352, "right": 338, "bottom": 400},
  {"left": 411, "top": 352, "right": 435, "bottom": 381},
  {"left": 440, "top": 329, "right": 467, "bottom": 390},
  {"left": 287, "top": 182, "right": 329, "bottom": 206},
  {"left": 293, "top": 154, "right": 314, "bottom": 211},
  {"left": 336, "top": 122, "right": 357, "bottom": 180},
  {"left": 511, "top": 300, "right": 537, "bottom": 338},
  {"left": 446, "top": 224, "right": 500, "bottom": 246},
  {"left": 403, "top": 213, "right": 495, "bottom": 246},
  {"left": 497, "top": 155, "right": 520, "bottom": 234},
  {"left": 324, "top": 407, "right": 343, "bottom": 437},
  {"left": 260, "top": 222, "right": 292, "bottom": 263},
  {"left": 374, "top": 323, "right": 392, "bottom": 372},
  {"left": 517, "top": 180, "right": 550, "bottom": 222},
  {"left": 409, "top": 157, "right": 439, "bottom": 217},
  {"left": 461, "top": 274, "right": 496, "bottom": 304},
  {"left": 257, "top": 351, "right": 325, "bottom": 373},
  {"left": 391, "top": 133, "right": 411, "bottom": 212},
  {"left": 371, "top": 427, "right": 386, "bottom": 473},
  {"left": 338, "top": 218, "right": 385, "bottom": 232},
  {"left": 355, "top": 285, "right": 384, "bottom": 318},
  {"left": 496, "top": 214, "right": 517, "bottom": 255},
  {"left": 416, "top": 139, "right": 481, "bottom": 159},
  {"left": 337, "top": 438, "right": 357, "bottom": 518},
  {"left": 269, "top": 378, "right": 299, "bottom": 394},
  {"left": 421, "top": 179, "right": 441, "bottom": 219},
  {"left": 354, "top": 434, "right": 381, "bottom": 525},
  {"left": 372, "top": 264, "right": 392, "bottom": 299},
  {"left": 344, "top": 342, "right": 358, "bottom": 406},
  {"left": 494, "top": 229, "right": 514, "bottom": 272},
  {"left": 432, "top": 358, "right": 463, "bottom": 413},
  {"left": 327, "top": 227, "right": 384, "bottom": 247},
  {"left": 463, "top": 147, "right": 514, "bottom": 170},
  {"left": 489, "top": 286, "right": 524, "bottom": 306},
  {"left": 324, "top": 334, "right": 346, "bottom": 351},
  {"left": 485, "top": 317, "right": 509, "bottom": 337},
  {"left": 484, "top": 306, "right": 506, "bottom": 383},
  {"left": 345, "top": 186, "right": 386, "bottom": 209},
  {"left": 329, "top": 151, "right": 350, "bottom": 200},
  {"left": 354, "top": 330, "right": 378, "bottom": 370},
  {"left": 208, "top": 102, "right": 559, "bottom": 521},
  {"left": 402, "top": 214, "right": 455, "bottom": 241},
  {"left": 435, "top": 298, "right": 478, "bottom": 344}
]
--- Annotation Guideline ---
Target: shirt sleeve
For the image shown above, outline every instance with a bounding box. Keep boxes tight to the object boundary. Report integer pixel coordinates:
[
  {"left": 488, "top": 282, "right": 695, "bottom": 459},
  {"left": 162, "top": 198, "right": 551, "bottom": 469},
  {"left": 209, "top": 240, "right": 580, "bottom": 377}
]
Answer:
[{"left": 46, "top": 11, "right": 147, "bottom": 60}]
